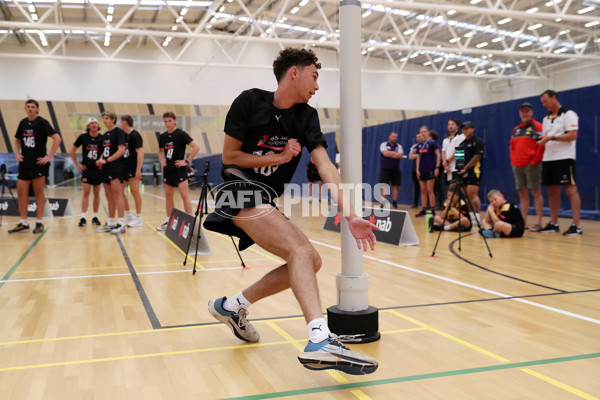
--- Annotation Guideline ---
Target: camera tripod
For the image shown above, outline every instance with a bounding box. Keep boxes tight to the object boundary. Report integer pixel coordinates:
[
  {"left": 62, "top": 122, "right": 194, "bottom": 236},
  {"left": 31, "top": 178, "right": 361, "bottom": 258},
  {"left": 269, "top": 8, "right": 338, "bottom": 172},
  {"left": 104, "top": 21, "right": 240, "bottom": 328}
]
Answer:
[
  {"left": 184, "top": 161, "right": 246, "bottom": 275},
  {"left": 431, "top": 175, "right": 492, "bottom": 258},
  {"left": 0, "top": 164, "right": 18, "bottom": 227}
]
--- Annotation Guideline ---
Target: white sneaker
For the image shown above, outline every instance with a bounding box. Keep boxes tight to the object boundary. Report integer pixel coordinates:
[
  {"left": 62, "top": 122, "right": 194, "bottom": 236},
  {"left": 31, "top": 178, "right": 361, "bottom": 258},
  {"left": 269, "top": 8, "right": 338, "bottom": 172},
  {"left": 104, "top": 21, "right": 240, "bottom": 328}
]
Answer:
[
  {"left": 127, "top": 217, "right": 143, "bottom": 227},
  {"left": 124, "top": 214, "right": 135, "bottom": 224},
  {"left": 156, "top": 222, "right": 168, "bottom": 231},
  {"left": 111, "top": 224, "right": 126, "bottom": 234},
  {"left": 96, "top": 224, "right": 115, "bottom": 233}
]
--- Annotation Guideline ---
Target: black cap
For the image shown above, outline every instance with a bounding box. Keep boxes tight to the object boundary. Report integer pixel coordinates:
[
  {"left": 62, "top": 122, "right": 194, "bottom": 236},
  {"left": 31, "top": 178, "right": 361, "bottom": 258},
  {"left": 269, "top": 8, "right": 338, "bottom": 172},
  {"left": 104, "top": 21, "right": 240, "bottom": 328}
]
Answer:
[
  {"left": 461, "top": 121, "right": 474, "bottom": 128},
  {"left": 519, "top": 102, "right": 533, "bottom": 110}
]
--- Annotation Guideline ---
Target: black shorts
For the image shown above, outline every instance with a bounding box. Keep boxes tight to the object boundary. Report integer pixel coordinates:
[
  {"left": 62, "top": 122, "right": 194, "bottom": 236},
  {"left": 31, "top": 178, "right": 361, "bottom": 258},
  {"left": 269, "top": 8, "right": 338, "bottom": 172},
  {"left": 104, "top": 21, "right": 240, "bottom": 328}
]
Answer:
[
  {"left": 542, "top": 159, "right": 576, "bottom": 186},
  {"left": 418, "top": 171, "right": 435, "bottom": 181},
  {"left": 82, "top": 167, "right": 103, "bottom": 186},
  {"left": 18, "top": 163, "right": 49, "bottom": 181},
  {"left": 461, "top": 169, "right": 481, "bottom": 186},
  {"left": 379, "top": 168, "right": 401, "bottom": 186},
  {"left": 163, "top": 167, "right": 188, "bottom": 187},
  {"left": 307, "top": 170, "right": 322, "bottom": 182},
  {"left": 102, "top": 164, "right": 124, "bottom": 184},
  {"left": 501, "top": 224, "right": 524, "bottom": 238},
  {"left": 203, "top": 180, "right": 278, "bottom": 252}
]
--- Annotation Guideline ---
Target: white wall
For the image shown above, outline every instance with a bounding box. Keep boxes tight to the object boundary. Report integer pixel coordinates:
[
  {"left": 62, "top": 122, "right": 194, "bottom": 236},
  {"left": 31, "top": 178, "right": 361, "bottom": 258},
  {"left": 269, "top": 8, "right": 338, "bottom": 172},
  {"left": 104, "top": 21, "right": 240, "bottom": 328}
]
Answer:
[{"left": 1, "top": 42, "right": 598, "bottom": 111}]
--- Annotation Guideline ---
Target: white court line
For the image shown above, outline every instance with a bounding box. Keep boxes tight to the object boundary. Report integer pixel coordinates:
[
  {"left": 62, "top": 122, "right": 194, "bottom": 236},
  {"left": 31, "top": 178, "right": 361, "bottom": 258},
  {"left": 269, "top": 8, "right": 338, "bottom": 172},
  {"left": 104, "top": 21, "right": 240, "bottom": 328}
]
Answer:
[
  {"left": 310, "top": 239, "right": 600, "bottom": 326},
  {"left": 0, "top": 266, "right": 243, "bottom": 284}
]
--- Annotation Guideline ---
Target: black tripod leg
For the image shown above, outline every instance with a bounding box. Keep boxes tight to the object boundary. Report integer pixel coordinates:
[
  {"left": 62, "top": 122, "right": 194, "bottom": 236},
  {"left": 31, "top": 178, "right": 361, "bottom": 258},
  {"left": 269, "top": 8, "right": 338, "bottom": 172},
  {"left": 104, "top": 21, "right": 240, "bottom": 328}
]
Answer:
[
  {"left": 230, "top": 236, "right": 246, "bottom": 268},
  {"left": 432, "top": 186, "right": 459, "bottom": 256},
  {"left": 459, "top": 182, "right": 493, "bottom": 258},
  {"left": 184, "top": 180, "right": 205, "bottom": 268}
]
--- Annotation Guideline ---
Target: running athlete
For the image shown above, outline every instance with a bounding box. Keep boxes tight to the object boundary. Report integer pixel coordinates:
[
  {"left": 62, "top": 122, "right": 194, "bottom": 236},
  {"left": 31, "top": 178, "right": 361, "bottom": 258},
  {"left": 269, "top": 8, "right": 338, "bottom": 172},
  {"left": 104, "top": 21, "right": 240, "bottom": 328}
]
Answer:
[
  {"left": 9, "top": 99, "right": 61, "bottom": 234},
  {"left": 156, "top": 112, "right": 200, "bottom": 231},
  {"left": 70, "top": 117, "right": 103, "bottom": 227},
  {"left": 96, "top": 111, "right": 127, "bottom": 234},
  {"left": 203, "top": 48, "right": 378, "bottom": 375}
]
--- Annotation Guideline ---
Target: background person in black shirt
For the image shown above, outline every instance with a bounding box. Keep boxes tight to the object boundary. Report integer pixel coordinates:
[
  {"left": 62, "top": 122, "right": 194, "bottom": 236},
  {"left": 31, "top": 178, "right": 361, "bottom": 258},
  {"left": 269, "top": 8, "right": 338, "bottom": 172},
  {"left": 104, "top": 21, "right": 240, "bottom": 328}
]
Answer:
[
  {"left": 204, "top": 48, "right": 378, "bottom": 375},
  {"left": 96, "top": 111, "right": 126, "bottom": 234},
  {"left": 70, "top": 117, "right": 103, "bottom": 227},
  {"left": 156, "top": 112, "right": 199, "bottom": 231},
  {"left": 9, "top": 99, "right": 61, "bottom": 234},
  {"left": 120, "top": 115, "right": 144, "bottom": 228},
  {"left": 457, "top": 121, "right": 485, "bottom": 218}
]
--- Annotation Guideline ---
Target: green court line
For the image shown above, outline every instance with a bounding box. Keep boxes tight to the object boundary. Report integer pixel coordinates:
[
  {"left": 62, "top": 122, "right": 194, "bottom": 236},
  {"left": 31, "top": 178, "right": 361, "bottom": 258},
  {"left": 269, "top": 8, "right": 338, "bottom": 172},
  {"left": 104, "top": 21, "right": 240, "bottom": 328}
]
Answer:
[
  {"left": 221, "top": 352, "right": 600, "bottom": 400},
  {"left": 0, "top": 228, "right": 48, "bottom": 289}
]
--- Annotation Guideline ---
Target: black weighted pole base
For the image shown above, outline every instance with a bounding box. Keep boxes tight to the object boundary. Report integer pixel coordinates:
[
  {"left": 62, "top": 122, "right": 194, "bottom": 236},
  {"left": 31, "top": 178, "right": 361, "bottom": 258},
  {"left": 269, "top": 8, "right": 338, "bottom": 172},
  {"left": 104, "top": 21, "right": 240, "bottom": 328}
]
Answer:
[{"left": 327, "top": 305, "right": 380, "bottom": 344}]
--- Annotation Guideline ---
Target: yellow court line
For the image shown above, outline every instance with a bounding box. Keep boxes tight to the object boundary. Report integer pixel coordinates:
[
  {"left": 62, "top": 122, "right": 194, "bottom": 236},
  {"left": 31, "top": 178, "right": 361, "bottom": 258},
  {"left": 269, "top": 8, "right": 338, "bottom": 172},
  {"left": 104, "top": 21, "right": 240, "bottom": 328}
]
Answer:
[
  {"left": 144, "top": 221, "right": 204, "bottom": 269},
  {"left": 0, "top": 341, "right": 288, "bottom": 372},
  {"left": 521, "top": 368, "right": 600, "bottom": 400},
  {"left": 16, "top": 258, "right": 265, "bottom": 274},
  {"left": 387, "top": 310, "right": 511, "bottom": 362},
  {"left": 388, "top": 310, "right": 597, "bottom": 400}
]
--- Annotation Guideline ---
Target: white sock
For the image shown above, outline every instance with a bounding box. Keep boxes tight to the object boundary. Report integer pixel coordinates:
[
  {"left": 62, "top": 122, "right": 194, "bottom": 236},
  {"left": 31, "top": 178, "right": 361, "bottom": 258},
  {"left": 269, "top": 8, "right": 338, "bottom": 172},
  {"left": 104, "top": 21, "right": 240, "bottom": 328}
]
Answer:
[
  {"left": 126, "top": 210, "right": 133, "bottom": 217},
  {"left": 93, "top": 213, "right": 98, "bottom": 218},
  {"left": 118, "top": 218, "right": 125, "bottom": 226},
  {"left": 444, "top": 225, "right": 451, "bottom": 231},
  {"left": 81, "top": 213, "right": 86, "bottom": 218},
  {"left": 20, "top": 219, "right": 29, "bottom": 226},
  {"left": 107, "top": 218, "right": 114, "bottom": 226},
  {"left": 308, "top": 318, "right": 330, "bottom": 343},
  {"left": 36, "top": 219, "right": 43, "bottom": 224},
  {"left": 223, "top": 292, "right": 251, "bottom": 313}
]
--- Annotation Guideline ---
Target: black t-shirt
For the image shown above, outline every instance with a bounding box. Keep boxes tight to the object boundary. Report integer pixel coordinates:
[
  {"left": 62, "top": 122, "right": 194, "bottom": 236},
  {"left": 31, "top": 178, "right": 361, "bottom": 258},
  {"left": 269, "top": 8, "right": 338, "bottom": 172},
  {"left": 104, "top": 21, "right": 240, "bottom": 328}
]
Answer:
[
  {"left": 496, "top": 202, "right": 525, "bottom": 229},
  {"left": 15, "top": 116, "right": 56, "bottom": 167},
  {"left": 159, "top": 128, "right": 193, "bottom": 169},
  {"left": 102, "top": 127, "right": 126, "bottom": 166},
  {"left": 460, "top": 135, "right": 485, "bottom": 173},
  {"left": 123, "top": 130, "right": 144, "bottom": 170},
  {"left": 224, "top": 88, "right": 326, "bottom": 196},
  {"left": 73, "top": 132, "right": 103, "bottom": 167}
]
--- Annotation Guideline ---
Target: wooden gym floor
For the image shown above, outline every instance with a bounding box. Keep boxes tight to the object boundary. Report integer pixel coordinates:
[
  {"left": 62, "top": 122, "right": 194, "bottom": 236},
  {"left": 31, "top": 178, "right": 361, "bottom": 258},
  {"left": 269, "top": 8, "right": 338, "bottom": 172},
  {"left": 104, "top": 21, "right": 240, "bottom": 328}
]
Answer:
[{"left": 1, "top": 186, "right": 599, "bottom": 400}]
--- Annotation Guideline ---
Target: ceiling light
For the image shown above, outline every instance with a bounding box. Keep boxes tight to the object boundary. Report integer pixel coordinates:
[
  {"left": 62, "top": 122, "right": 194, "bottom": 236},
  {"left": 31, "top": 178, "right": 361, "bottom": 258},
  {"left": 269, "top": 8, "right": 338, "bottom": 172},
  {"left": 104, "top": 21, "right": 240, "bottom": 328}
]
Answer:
[
  {"left": 464, "top": 32, "right": 474, "bottom": 37},
  {"left": 180, "top": 8, "right": 188, "bottom": 16},
  {"left": 555, "top": 18, "right": 562, "bottom": 22},
  {"left": 423, "top": 61, "right": 432, "bottom": 66},
  {"left": 528, "top": 24, "right": 543, "bottom": 30},
  {"left": 554, "top": 47, "right": 567, "bottom": 53},
  {"left": 31, "top": 13, "right": 38, "bottom": 21},
  {"left": 449, "top": 38, "right": 459, "bottom": 43},
  {"left": 447, "top": 10, "right": 456, "bottom": 15},
  {"left": 519, "top": 41, "right": 532, "bottom": 48},
  {"left": 28, "top": 5, "right": 36, "bottom": 12},
  {"left": 492, "top": 37, "right": 501, "bottom": 43},
  {"left": 457, "top": 62, "right": 465, "bottom": 66},
  {"left": 433, "top": 57, "right": 443, "bottom": 62},
  {"left": 290, "top": 7, "right": 299, "bottom": 14},
  {"left": 470, "top": 0, "right": 482, "bottom": 4},
  {"left": 578, "top": 6, "right": 594, "bottom": 14},
  {"left": 404, "top": 29, "right": 414, "bottom": 35},
  {"left": 526, "top": 7, "right": 539, "bottom": 13},
  {"left": 476, "top": 70, "right": 486, "bottom": 75},
  {"left": 476, "top": 42, "right": 488, "bottom": 48},
  {"left": 219, "top": 6, "right": 225, "bottom": 12},
  {"left": 432, "top": 16, "right": 444, "bottom": 23},
  {"left": 108, "top": 6, "right": 114, "bottom": 14},
  {"left": 172, "top": 26, "right": 177, "bottom": 31},
  {"left": 300, "top": 0, "right": 309, "bottom": 6},
  {"left": 362, "top": 10, "right": 372, "bottom": 18},
  {"left": 585, "top": 21, "right": 600, "bottom": 27},
  {"left": 488, "top": 67, "right": 496, "bottom": 72},
  {"left": 545, "top": 0, "right": 562, "bottom": 6},
  {"left": 498, "top": 18, "right": 512, "bottom": 25},
  {"left": 574, "top": 43, "right": 586, "bottom": 49},
  {"left": 107, "top": 15, "right": 113, "bottom": 21},
  {"left": 447, "top": 65, "right": 456, "bottom": 70}
]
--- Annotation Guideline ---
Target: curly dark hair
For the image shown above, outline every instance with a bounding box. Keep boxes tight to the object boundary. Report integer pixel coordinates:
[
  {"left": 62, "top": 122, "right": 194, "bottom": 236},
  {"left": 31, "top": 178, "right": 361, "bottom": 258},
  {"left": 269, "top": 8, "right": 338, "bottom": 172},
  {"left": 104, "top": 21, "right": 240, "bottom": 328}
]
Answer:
[{"left": 273, "top": 48, "right": 321, "bottom": 83}]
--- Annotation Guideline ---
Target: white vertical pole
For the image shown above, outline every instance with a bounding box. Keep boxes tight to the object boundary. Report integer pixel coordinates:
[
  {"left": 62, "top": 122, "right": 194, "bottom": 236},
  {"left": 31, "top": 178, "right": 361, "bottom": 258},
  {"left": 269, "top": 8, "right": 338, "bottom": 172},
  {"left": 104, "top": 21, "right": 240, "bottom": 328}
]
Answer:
[{"left": 338, "top": 0, "right": 369, "bottom": 312}]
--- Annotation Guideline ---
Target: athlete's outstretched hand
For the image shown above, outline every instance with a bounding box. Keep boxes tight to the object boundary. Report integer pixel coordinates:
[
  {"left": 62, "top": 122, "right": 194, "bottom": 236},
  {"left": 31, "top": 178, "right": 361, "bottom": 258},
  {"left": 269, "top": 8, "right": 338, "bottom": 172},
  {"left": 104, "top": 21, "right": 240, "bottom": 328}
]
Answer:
[{"left": 348, "top": 216, "right": 377, "bottom": 251}]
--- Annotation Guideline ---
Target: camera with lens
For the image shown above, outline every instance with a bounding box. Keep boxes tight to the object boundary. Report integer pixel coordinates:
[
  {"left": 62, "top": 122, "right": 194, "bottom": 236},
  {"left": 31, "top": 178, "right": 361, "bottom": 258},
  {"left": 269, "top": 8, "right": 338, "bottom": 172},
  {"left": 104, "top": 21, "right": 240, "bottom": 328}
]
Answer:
[{"left": 455, "top": 145, "right": 465, "bottom": 172}]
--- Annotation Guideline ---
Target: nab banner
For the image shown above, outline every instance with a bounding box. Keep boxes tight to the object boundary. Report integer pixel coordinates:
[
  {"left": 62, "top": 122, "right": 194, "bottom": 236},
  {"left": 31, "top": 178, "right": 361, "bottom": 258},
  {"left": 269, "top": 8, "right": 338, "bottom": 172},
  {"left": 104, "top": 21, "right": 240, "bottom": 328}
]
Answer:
[
  {"left": 323, "top": 207, "right": 419, "bottom": 246},
  {"left": 47, "top": 198, "right": 74, "bottom": 217},
  {"left": 165, "top": 208, "right": 211, "bottom": 255},
  {"left": 0, "top": 197, "right": 53, "bottom": 218}
]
